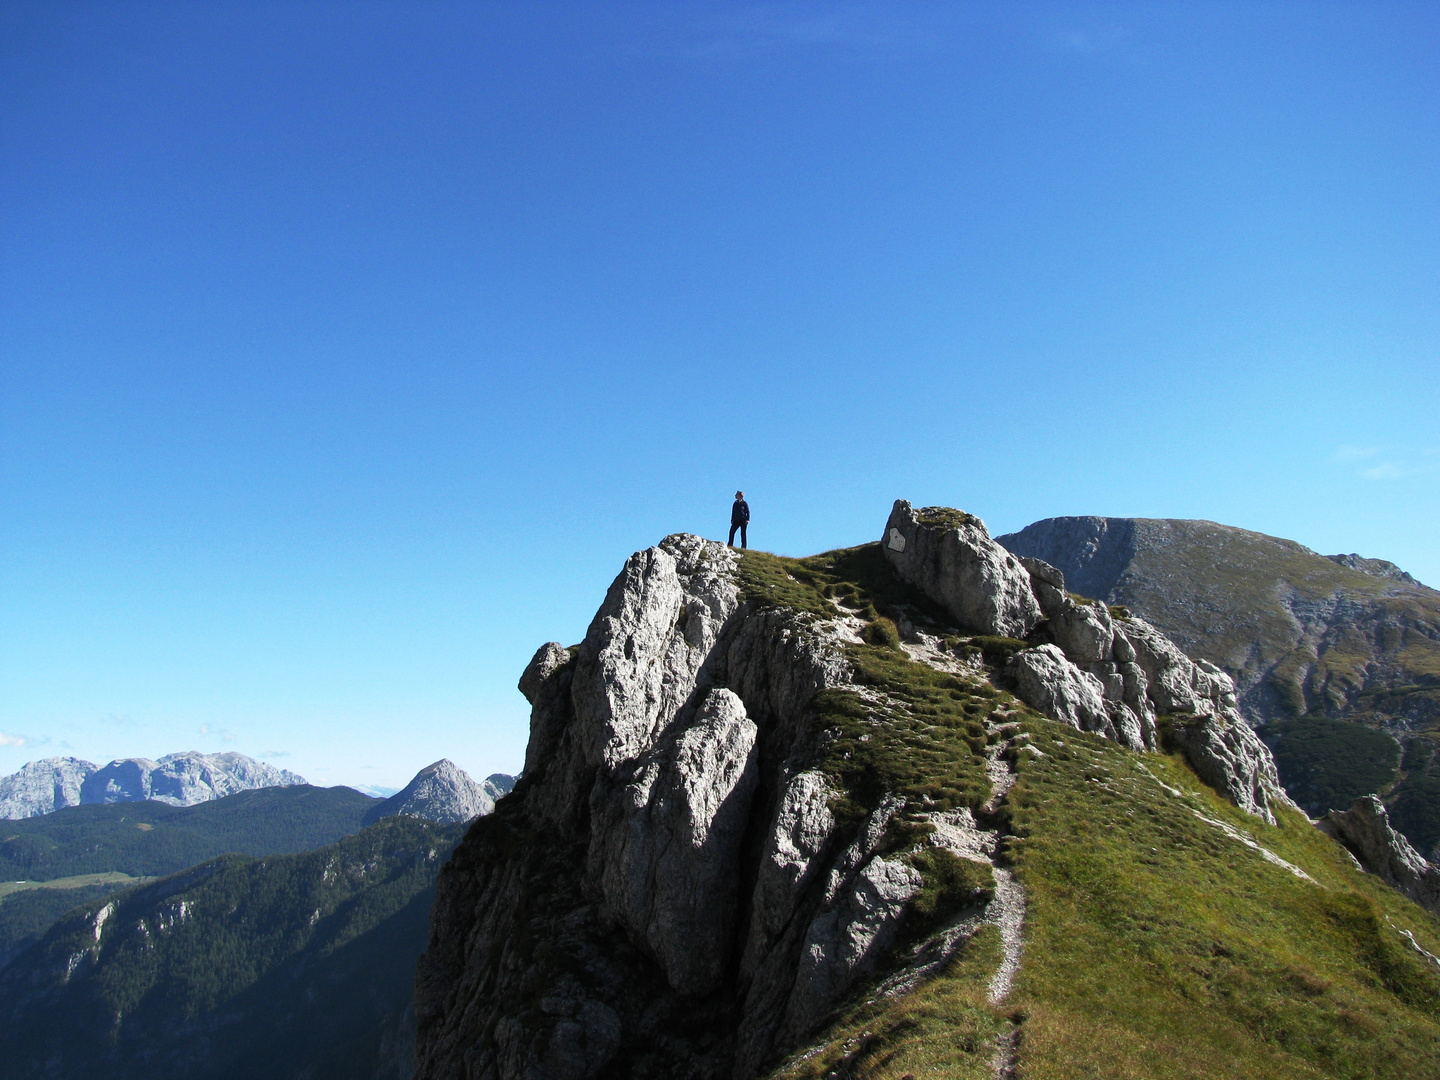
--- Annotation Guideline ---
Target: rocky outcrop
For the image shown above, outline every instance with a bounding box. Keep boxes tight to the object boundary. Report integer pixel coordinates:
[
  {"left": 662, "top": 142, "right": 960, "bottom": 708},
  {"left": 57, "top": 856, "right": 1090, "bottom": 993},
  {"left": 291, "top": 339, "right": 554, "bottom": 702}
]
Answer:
[
  {"left": 1322, "top": 796, "right": 1440, "bottom": 915},
  {"left": 415, "top": 510, "right": 1306, "bottom": 1080},
  {"left": 1008, "top": 645, "right": 1113, "bottom": 740},
  {"left": 1, "top": 752, "right": 306, "bottom": 819},
  {"left": 882, "top": 501, "right": 1041, "bottom": 638},
  {"left": 883, "top": 501, "right": 1289, "bottom": 821},
  {"left": 0, "top": 757, "right": 98, "bottom": 820},
  {"left": 363, "top": 759, "right": 512, "bottom": 826},
  {"left": 1326, "top": 553, "right": 1424, "bottom": 587},
  {"left": 416, "top": 534, "right": 874, "bottom": 1080},
  {"left": 995, "top": 516, "right": 1440, "bottom": 728},
  {"left": 997, "top": 514, "right": 1440, "bottom": 850}
]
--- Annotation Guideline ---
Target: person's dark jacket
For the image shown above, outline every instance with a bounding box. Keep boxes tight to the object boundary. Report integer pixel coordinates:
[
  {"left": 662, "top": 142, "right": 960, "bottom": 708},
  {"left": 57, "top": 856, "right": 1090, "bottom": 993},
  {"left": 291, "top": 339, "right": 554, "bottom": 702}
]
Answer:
[{"left": 731, "top": 499, "right": 750, "bottom": 526}]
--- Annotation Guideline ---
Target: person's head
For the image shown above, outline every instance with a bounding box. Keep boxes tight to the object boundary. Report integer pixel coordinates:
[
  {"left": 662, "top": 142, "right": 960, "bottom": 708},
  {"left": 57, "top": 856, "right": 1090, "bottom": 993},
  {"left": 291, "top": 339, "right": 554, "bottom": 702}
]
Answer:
[{"left": 735, "top": 491, "right": 744, "bottom": 500}]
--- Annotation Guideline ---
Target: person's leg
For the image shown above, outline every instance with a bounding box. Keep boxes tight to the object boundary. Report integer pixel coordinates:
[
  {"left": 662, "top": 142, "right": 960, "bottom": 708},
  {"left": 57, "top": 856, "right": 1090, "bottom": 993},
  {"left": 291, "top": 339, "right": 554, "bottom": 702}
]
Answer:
[
  {"left": 740, "top": 523, "right": 747, "bottom": 549},
  {"left": 728, "top": 523, "right": 738, "bottom": 547}
]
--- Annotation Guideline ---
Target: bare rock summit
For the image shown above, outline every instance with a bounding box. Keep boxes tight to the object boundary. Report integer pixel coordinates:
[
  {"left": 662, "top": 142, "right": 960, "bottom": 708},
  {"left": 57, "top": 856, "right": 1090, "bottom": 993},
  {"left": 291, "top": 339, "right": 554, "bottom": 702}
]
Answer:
[{"left": 363, "top": 760, "right": 515, "bottom": 826}]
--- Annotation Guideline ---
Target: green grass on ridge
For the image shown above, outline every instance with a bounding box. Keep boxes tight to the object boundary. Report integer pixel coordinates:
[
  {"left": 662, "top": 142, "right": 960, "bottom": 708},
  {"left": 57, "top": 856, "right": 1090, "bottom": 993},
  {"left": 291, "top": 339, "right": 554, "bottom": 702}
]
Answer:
[{"left": 734, "top": 542, "right": 1440, "bottom": 1080}]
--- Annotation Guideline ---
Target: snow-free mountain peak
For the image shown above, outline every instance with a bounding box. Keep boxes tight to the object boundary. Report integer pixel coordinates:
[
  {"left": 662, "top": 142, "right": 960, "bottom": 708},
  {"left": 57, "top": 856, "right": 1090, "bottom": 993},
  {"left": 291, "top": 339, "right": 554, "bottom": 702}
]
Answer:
[{"left": 0, "top": 751, "right": 307, "bottom": 820}]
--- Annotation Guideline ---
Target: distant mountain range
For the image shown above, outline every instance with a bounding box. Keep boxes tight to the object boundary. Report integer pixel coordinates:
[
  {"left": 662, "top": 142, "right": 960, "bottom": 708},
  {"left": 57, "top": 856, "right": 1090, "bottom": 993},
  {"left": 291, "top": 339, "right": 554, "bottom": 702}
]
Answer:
[
  {"left": 0, "top": 784, "right": 380, "bottom": 970},
  {"left": 0, "top": 752, "right": 306, "bottom": 820},
  {"left": 0, "top": 755, "right": 514, "bottom": 971}
]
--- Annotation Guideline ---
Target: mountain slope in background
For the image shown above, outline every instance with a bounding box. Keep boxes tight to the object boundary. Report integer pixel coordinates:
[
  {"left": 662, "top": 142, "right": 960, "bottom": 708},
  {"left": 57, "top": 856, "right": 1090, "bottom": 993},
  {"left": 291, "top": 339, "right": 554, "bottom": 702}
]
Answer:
[
  {"left": 0, "top": 784, "right": 381, "bottom": 969},
  {"left": 997, "top": 517, "right": 1440, "bottom": 853},
  {"left": 0, "top": 752, "right": 308, "bottom": 820},
  {"left": 361, "top": 760, "right": 515, "bottom": 826},
  {"left": 0, "top": 784, "right": 379, "bottom": 883},
  {"left": 0, "top": 816, "right": 463, "bottom": 1080}
]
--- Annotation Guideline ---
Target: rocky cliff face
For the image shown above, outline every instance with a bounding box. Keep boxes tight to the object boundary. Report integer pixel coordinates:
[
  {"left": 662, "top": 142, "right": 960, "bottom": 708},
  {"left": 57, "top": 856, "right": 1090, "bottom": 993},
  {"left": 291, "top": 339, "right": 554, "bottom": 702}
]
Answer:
[
  {"left": 1, "top": 752, "right": 307, "bottom": 820},
  {"left": 0, "top": 758, "right": 98, "bottom": 820},
  {"left": 414, "top": 507, "right": 1294, "bottom": 1080},
  {"left": 363, "top": 760, "right": 516, "bottom": 826}
]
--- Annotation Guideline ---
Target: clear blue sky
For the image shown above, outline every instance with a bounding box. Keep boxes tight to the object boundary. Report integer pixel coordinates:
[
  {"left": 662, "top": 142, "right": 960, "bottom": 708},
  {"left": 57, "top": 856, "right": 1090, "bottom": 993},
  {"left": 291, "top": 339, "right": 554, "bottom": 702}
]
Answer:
[{"left": 2, "top": 2, "right": 1436, "bottom": 790}]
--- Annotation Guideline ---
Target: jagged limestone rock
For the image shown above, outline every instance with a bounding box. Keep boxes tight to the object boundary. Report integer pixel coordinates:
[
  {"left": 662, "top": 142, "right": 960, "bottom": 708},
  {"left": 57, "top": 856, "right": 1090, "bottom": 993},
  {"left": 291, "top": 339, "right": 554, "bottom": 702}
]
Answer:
[
  {"left": 1007, "top": 645, "right": 1115, "bottom": 741},
  {"left": 570, "top": 535, "right": 743, "bottom": 771},
  {"left": 873, "top": 508, "right": 1285, "bottom": 821},
  {"left": 519, "top": 641, "right": 572, "bottom": 705},
  {"left": 1019, "top": 555, "right": 1069, "bottom": 619},
  {"left": 1322, "top": 795, "right": 1440, "bottom": 915},
  {"left": 0, "top": 757, "right": 98, "bottom": 819},
  {"left": 742, "top": 769, "right": 836, "bottom": 975},
  {"left": 882, "top": 500, "right": 1042, "bottom": 638},
  {"left": 416, "top": 534, "right": 855, "bottom": 1080},
  {"left": 589, "top": 687, "right": 759, "bottom": 996},
  {"left": 1050, "top": 601, "right": 1114, "bottom": 663},
  {"left": 782, "top": 854, "right": 921, "bottom": 1041}
]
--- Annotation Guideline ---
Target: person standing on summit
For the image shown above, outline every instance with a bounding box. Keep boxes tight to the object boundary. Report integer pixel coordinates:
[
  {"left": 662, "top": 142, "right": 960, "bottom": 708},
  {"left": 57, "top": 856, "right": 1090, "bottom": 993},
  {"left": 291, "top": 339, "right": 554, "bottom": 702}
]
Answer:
[{"left": 728, "top": 491, "right": 750, "bottom": 549}]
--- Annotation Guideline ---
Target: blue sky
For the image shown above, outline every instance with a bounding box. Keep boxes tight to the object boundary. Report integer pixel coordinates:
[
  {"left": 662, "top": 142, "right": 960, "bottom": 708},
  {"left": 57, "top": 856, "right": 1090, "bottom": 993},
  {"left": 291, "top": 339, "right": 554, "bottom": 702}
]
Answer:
[{"left": 2, "top": 1, "right": 1436, "bottom": 790}]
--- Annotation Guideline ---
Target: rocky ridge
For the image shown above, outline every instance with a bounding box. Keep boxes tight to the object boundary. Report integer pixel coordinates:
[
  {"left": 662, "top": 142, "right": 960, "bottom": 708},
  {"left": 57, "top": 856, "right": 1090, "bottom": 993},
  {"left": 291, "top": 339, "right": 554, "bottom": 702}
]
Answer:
[
  {"left": 995, "top": 515, "right": 1440, "bottom": 854},
  {"left": 414, "top": 504, "right": 1298, "bottom": 1080},
  {"left": 995, "top": 516, "right": 1440, "bottom": 729},
  {"left": 0, "top": 752, "right": 307, "bottom": 820},
  {"left": 362, "top": 760, "right": 516, "bottom": 826},
  {"left": 886, "top": 502, "right": 1292, "bottom": 823},
  {"left": 1322, "top": 795, "right": 1440, "bottom": 916}
]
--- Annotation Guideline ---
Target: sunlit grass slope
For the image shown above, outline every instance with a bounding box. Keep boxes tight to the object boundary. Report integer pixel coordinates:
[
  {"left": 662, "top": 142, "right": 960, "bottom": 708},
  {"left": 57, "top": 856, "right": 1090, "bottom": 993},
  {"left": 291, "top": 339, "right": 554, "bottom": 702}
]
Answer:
[{"left": 738, "top": 545, "right": 1440, "bottom": 1080}]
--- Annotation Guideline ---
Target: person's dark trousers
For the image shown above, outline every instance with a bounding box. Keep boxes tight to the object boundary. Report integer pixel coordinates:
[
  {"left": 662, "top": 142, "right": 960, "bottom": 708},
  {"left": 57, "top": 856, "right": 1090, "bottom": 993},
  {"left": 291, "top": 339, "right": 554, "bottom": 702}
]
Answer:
[{"left": 728, "top": 523, "right": 747, "bottom": 548}]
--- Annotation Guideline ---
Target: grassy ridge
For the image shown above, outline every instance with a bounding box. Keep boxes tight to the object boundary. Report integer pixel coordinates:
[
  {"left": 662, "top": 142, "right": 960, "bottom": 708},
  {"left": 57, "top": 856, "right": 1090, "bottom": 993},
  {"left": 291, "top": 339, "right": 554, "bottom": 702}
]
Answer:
[
  {"left": 765, "top": 720, "right": 1440, "bottom": 1080},
  {"left": 1009, "top": 727, "right": 1440, "bottom": 1079},
  {"left": 737, "top": 542, "right": 1440, "bottom": 1079}
]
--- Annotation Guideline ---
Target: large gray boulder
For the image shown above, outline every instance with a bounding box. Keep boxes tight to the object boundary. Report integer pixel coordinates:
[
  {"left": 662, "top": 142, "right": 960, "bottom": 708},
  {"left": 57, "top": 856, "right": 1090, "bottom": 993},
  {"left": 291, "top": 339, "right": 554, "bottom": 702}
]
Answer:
[
  {"left": 1007, "top": 645, "right": 1115, "bottom": 742},
  {"left": 0, "top": 757, "right": 98, "bottom": 819},
  {"left": 1323, "top": 795, "right": 1440, "bottom": 915},
  {"left": 881, "top": 500, "right": 1042, "bottom": 638}
]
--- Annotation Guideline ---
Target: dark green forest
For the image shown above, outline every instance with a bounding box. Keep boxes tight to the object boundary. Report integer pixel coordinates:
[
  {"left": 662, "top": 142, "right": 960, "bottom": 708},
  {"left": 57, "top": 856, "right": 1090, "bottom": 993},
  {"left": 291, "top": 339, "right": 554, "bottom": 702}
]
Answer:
[
  {"left": 0, "top": 815, "right": 463, "bottom": 1080},
  {"left": 0, "top": 785, "right": 382, "bottom": 970},
  {"left": 0, "top": 784, "right": 380, "bottom": 881}
]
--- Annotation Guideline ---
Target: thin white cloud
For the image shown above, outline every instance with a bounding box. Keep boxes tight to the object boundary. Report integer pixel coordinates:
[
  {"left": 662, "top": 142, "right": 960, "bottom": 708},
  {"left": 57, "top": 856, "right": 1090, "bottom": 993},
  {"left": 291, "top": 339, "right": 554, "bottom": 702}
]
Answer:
[
  {"left": 1333, "top": 444, "right": 1435, "bottom": 481},
  {"left": 1361, "top": 462, "right": 1420, "bottom": 480},
  {"left": 1045, "top": 23, "right": 1131, "bottom": 58},
  {"left": 258, "top": 749, "right": 291, "bottom": 759},
  {"left": 1334, "top": 445, "right": 1381, "bottom": 461},
  {"left": 0, "top": 732, "right": 28, "bottom": 747}
]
